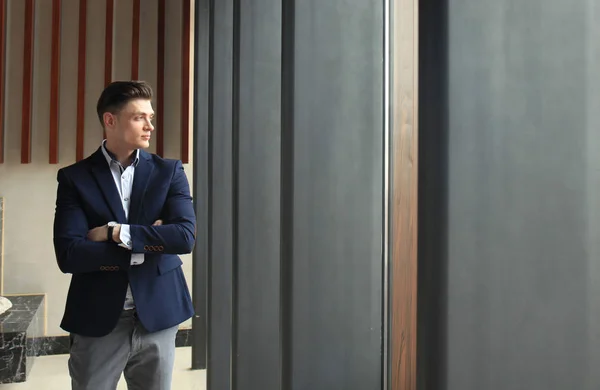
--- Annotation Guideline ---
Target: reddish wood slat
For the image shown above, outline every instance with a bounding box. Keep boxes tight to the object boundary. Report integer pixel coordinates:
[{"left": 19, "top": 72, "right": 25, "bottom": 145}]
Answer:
[
  {"left": 76, "top": 0, "right": 87, "bottom": 161},
  {"left": 0, "top": 0, "right": 6, "bottom": 164},
  {"left": 103, "top": 0, "right": 113, "bottom": 140},
  {"left": 104, "top": 0, "right": 113, "bottom": 86},
  {"left": 49, "top": 0, "right": 61, "bottom": 164},
  {"left": 180, "top": 0, "right": 190, "bottom": 163},
  {"left": 131, "top": 0, "right": 140, "bottom": 79},
  {"left": 21, "top": 0, "right": 34, "bottom": 164},
  {"left": 156, "top": 0, "right": 165, "bottom": 157},
  {"left": 391, "top": 0, "right": 419, "bottom": 389}
]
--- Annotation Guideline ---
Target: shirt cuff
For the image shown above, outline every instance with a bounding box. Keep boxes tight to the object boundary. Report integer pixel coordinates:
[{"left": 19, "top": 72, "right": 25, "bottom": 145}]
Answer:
[
  {"left": 118, "top": 225, "right": 144, "bottom": 266},
  {"left": 118, "top": 224, "right": 133, "bottom": 249},
  {"left": 130, "top": 253, "right": 145, "bottom": 266}
]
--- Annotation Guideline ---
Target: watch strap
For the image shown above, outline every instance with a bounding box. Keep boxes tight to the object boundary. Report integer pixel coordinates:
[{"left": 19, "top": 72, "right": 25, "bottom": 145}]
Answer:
[{"left": 107, "top": 225, "right": 114, "bottom": 242}]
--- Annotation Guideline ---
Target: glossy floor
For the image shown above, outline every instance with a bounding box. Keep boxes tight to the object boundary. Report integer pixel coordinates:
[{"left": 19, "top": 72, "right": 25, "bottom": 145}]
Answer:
[{"left": 0, "top": 347, "right": 206, "bottom": 390}]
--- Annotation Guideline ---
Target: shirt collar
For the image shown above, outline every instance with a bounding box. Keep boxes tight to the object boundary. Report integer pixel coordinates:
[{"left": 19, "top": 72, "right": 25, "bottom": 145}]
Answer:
[{"left": 101, "top": 140, "right": 140, "bottom": 168}]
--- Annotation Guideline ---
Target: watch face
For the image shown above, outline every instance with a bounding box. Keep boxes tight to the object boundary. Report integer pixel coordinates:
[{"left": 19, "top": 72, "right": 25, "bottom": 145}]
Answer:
[{"left": 108, "top": 221, "right": 118, "bottom": 227}]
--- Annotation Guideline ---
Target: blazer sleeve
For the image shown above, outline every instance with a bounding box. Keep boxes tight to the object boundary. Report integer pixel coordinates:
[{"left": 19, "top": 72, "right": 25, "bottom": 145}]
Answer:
[
  {"left": 129, "top": 160, "right": 196, "bottom": 255},
  {"left": 53, "top": 168, "right": 132, "bottom": 274}
]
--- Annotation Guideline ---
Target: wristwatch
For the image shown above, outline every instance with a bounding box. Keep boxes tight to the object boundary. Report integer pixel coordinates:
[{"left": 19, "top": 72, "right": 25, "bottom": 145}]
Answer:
[{"left": 107, "top": 221, "right": 118, "bottom": 242}]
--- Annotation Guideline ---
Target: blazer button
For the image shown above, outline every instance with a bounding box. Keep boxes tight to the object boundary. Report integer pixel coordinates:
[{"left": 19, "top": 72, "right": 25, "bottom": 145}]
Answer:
[
  {"left": 100, "top": 266, "right": 105, "bottom": 271},
  {"left": 144, "top": 245, "right": 149, "bottom": 251},
  {"left": 158, "top": 246, "right": 164, "bottom": 251}
]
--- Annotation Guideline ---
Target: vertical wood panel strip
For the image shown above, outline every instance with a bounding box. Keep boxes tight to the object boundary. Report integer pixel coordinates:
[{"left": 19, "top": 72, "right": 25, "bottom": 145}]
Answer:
[
  {"left": 104, "top": 0, "right": 113, "bottom": 140},
  {"left": 391, "top": 0, "right": 419, "bottom": 389},
  {"left": 76, "top": 0, "right": 87, "bottom": 161},
  {"left": 131, "top": 0, "right": 140, "bottom": 79},
  {"left": 0, "top": 0, "right": 6, "bottom": 164},
  {"left": 49, "top": 0, "right": 61, "bottom": 164},
  {"left": 21, "top": 0, "right": 34, "bottom": 164},
  {"left": 180, "top": 0, "right": 191, "bottom": 163},
  {"left": 105, "top": 0, "right": 113, "bottom": 86},
  {"left": 156, "top": 0, "right": 165, "bottom": 157}
]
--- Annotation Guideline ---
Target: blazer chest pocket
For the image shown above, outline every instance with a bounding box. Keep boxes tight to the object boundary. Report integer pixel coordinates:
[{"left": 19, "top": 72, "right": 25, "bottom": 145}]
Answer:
[{"left": 157, "top": 256, "right": 183, "bottom": 275}]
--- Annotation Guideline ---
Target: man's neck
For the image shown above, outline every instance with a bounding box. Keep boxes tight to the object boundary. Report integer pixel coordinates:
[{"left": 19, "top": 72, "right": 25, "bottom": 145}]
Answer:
[{"left": 104, "top": 141, "right": 136, "bottom": 167}]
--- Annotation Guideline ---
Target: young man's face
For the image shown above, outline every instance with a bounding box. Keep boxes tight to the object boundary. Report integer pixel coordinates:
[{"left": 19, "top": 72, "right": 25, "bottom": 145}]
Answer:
[{"left": 105, "top": 98, "right": 155, "bottom": 150}]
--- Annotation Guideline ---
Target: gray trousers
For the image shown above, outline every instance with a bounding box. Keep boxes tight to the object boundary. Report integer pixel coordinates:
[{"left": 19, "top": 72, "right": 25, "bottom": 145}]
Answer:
[{"left": 68, "top": 310, "right": 178, "bottom": 390}]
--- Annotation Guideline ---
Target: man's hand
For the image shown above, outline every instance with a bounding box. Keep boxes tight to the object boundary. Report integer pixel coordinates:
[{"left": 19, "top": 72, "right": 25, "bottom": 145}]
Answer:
[
  {"left": 153, "top": 219, "right": 163, "bottom": 226},
  {"left": 87, "top": 225, "right": 108, "bottom": 242}
]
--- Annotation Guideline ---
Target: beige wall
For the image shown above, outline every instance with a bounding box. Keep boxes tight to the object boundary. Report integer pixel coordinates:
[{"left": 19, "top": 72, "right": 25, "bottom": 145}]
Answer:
[{"left": 0, "top": 0, "right": 194, "bottom": 335}]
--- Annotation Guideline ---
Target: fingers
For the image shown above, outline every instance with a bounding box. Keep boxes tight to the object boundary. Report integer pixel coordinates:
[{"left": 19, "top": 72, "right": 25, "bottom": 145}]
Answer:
[{"left": 153, "top": 219, "right": 163, "bottom": 226}]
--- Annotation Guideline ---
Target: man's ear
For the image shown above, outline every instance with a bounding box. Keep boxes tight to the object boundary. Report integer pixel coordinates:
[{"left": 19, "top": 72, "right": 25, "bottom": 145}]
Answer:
[{"left": 103, "top": 112, "right": 115, "bottom": 128}]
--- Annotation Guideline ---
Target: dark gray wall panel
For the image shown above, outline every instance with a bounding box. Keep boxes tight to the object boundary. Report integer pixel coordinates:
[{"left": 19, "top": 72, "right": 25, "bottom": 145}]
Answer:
[
  {"left": 292, "top": 1, "right": 384, "bottom": 389},
  {"left": 420, "top": 0, "right": 592, "bottom": 389},
  {"left": 235, "top": 0, "right": 282, "bottom": 388},
  {"left": 191, "top": 0, "right": 210, "bottom": 370},
  {"left": 199, "top": 1, "right": 387, "bottom": 389},
  {"left": 585, "top": 4, "right": 600, "bottom": 389},
  {"left": 207, "top": 0, "right": 234, "bottom": 389},
  {"left": 417, "top": 1, "right": 448, "bottom": 389}
]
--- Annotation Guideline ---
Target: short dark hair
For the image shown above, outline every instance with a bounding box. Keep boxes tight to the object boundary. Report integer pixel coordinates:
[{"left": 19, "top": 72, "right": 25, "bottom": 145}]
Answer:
[{"left": 96, "top": 81, "right": 153, "bottom": 127}]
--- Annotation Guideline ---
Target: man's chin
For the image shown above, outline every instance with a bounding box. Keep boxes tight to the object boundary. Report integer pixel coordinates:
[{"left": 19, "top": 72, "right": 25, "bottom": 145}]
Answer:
[{"left": 138, "top": 140, "right": 151, "bottom": 149}]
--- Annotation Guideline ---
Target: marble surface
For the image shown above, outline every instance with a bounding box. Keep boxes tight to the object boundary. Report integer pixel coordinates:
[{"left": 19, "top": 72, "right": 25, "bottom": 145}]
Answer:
[
  {"left": 0, "top": 294, "right": 44, "bottom": 384},
  {"left": 35, "top": 328, "right": 191, "bottom": 356},
  {"left": 176, "top": 328, "right": 191, "bottom": 348}
]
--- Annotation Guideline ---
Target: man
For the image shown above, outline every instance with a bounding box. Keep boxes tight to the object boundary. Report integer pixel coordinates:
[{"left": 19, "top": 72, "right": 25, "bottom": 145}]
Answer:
[{"left": 53, "top": 81, "right": 195, "bottom": 390}]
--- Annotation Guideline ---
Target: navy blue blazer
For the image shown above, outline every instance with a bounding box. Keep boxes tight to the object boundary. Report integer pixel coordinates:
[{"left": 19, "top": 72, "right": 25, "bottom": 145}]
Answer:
[{"left": 53, "top": 147, "right": 196, "bottom": 337}]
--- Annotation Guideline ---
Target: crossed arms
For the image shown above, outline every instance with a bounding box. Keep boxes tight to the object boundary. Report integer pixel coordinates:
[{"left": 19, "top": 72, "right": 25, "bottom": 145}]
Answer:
[{"left": 53, "top": 161, "right": 196, "bottom": 274}]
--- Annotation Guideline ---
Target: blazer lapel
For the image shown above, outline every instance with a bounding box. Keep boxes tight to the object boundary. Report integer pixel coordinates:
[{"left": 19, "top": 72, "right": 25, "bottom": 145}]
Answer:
[
  {"left": 129, "top": 150, "right": 154, "bottom": 224},
  {"left": 89, "top": 148, "right": 127, "bottom": 223}
]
